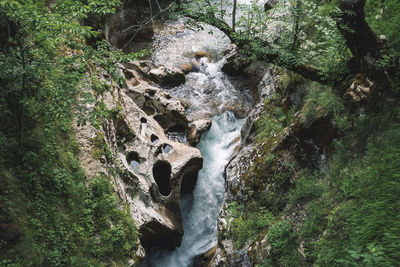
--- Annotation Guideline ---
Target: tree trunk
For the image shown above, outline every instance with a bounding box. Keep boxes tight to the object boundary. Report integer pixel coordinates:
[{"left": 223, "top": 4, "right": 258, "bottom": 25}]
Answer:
[
  {"left": 337, "top": 0, "right": 390, "bottom": 88},
  {"left": 232, "top": 0, "right": 237, "bottom": 32}
]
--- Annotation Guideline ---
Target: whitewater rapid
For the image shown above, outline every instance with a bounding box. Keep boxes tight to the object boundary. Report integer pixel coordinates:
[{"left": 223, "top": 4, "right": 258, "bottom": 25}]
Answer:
[
  {"left": 142, "top": 13, "right": 253, "bottom": 267},
  {"left": 145, "top": 111, "right": 244, "bottom": 266}
]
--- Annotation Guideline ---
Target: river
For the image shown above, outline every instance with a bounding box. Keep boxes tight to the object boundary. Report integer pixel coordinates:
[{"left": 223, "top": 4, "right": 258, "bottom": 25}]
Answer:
[{"left": 141, "top": 10, "right": 253, "bottom": 267}]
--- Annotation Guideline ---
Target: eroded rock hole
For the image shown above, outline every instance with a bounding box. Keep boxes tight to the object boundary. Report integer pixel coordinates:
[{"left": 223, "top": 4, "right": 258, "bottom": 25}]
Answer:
[
  {"left": 139, "top": 220, "right": 182, "bottom": 250},
  {"left": 181, "top": 168, "right": 200, "bottom": 195},
  {"left": 127, "top": 152, "right": 140, "bottom": 173},
  {"left": 153, "top": 160, "right": 172, "bottom": 196},
  {"left": 147, "top": 90, "right": 156, "bottom": 97},
  {"left": 165, "top": 124, "right": 188, "bottom": 144},
  {"left": 163, "top": 144, "right": 172, "bottom": 154},
  {"left": 154, "top": 115, "right": 169, "bottom": 129},
  {"left": 151, "top": 134, "right": 159, "bottom": 145},
  {"left": 143, "top": 105, "right": 156, "bottom": 116}
]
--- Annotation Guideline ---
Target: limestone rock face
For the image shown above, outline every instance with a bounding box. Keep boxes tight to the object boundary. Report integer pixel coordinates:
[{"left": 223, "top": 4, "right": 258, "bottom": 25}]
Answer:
[
  {"left": 74, "top": 62, "right": 203, "bottom": 257},
  {"left": 123, "top": 67, "right": 188, "bottom": 130},
  {"left": 114, "top": 88, "right": 202, "bottom": 249}
]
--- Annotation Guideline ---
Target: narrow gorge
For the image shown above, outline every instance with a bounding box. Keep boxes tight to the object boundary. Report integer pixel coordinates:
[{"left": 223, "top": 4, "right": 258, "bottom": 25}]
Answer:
[{"left": 1, "top": 0, "right": 400, "bottom": 266}]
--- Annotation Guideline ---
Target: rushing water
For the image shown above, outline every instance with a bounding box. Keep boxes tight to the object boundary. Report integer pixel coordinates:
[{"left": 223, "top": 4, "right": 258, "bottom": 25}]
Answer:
[
  {"left": 142, "top": 15, "right": 253, "bottom": 266},
  {"left": 152, "top": 19, "right": 252, "bottom": 121},
  {"left": 145, "top": 112, "right": 244, "bottom": 266}
]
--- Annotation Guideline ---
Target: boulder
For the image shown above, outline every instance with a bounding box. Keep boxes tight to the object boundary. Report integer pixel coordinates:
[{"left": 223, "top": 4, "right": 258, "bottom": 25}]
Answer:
[
  {"left": 187, "top": 119, "right": 212, "bottom": 146},
  {"left": 149, "top": 66, "right": 186, "bottom": 86},
  {"left": 179, "top": 63, "right": 193, "bottom": 74},
  {"left": 221, "top": 44, "right": 251, "bottom": 75},
  {"left": 124, "top": 60, "right": 186, "bottom": 87},
  {"left": 179, "top": 61, "right": 200, "bottom": 74}
]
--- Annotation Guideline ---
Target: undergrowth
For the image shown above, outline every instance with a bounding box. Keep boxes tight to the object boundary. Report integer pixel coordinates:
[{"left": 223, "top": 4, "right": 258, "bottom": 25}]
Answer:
[{"left": 229, "top": 68, "right": 400, "bottom": 266}]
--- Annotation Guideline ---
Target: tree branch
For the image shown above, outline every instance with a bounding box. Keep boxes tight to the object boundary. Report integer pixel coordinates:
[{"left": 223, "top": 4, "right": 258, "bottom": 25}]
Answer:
[{"left": 174, "top": 1, "right": 327, "bottom": 84}]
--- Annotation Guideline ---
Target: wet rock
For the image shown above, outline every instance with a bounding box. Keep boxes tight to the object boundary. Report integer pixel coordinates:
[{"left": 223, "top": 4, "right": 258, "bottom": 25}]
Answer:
[
  {"left": 124, "top": 60, "right": 186, "bottom": 87},
  {"left": 223, "top": 103, "right": 251, "bottom": 119},
  {"left": 123, "top": 75, "right": 188, "bottom": 130},
  {"left": 187, "top": 119, "right": 212, "bottom": 146},
  {"left": 179, "top": 61, "right": 200, "bottom": 74},
  {"left": 179, "top": 63, "right": 193, "bottom": 74},
  {"left": 194, "top": 51, "right": 211, "bottom": 61}
]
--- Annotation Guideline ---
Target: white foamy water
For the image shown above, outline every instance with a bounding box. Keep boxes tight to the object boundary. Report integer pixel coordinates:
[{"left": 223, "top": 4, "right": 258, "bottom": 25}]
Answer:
[{"left": 144, "top": 111, "right": 244, "bottom": 266}]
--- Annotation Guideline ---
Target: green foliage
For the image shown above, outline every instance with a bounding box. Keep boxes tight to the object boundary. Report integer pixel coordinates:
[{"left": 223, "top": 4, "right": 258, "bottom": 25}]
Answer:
[
  {"left": 263, "top": 220, "right": 301, "bottom": 266},
  {"left": 0, "top": 0, "right": 140, "bottom": 265},
  {"left": 290, "top": 173, "right": 325, "bottom": 205},
  {"left": 90, "top": 177, "right": 137, "bottom": 261},
  {"left": 365, "top": 0, "right": 400, "bottom": 87},
  {"left": 228, "top": 202, "right": 274, "bottom": 248},
  {"left": 312, "top": 121, "right": 400, "bottom": 266},
  {"left": 256, "top": 111, "right": 285, "bottom": 141}
]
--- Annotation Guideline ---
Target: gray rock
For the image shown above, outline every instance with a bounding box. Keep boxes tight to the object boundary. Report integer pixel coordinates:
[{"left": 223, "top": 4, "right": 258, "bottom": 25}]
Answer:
[
  {"left": 124, "top": 60, "right": 186, "bottom": 87},
  {"left": 149, "top": 66, "right": 186, "bottom": 87},
  {"left": 187, "top": 119, "right": 212, "bottom": 146},
  {"left": 106, "top": 0, "right": 155, "bottom": 52},
  {"left": 221, "top": 44, "right": 251, "bottom": 75}
]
